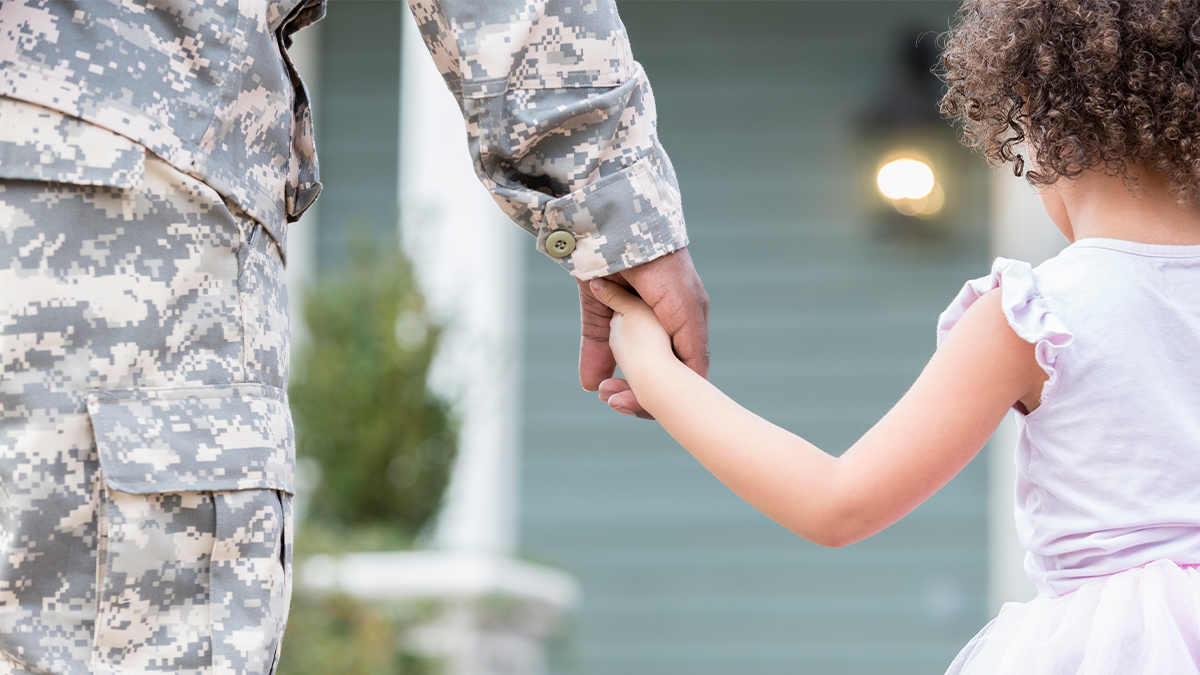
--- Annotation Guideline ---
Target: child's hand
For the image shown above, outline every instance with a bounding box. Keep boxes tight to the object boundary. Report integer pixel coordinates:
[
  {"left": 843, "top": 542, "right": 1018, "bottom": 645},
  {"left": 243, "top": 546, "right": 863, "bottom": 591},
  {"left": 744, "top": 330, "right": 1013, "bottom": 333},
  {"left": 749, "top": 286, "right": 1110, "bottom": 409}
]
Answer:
[{"left": 588, "top": 279, "right": 678, "bottom": 411}]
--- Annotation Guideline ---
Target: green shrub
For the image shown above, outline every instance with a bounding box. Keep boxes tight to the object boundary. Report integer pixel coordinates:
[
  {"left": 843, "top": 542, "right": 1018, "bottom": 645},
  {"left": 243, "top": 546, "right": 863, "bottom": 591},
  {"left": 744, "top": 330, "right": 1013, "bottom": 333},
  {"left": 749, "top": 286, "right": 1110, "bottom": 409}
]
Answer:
[{"left": 288, "top": 235, "right": 456, "bottom": 535}]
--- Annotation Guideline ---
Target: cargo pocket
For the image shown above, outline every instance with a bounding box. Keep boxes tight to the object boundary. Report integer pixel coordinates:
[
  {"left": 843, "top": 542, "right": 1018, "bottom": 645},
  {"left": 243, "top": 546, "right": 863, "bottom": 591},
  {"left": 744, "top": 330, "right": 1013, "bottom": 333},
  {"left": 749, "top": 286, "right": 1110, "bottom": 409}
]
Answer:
[{"left": 86, "top": 384, "right": 294, "bottom": 675}]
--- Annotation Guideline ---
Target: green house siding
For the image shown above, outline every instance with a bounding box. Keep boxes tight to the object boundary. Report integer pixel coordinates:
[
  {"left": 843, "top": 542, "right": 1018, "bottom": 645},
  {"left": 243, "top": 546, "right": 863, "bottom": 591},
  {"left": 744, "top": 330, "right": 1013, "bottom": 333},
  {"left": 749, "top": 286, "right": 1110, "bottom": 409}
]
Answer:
[{"left": 520, "top": 2, "right": 990, "bottom": 674}]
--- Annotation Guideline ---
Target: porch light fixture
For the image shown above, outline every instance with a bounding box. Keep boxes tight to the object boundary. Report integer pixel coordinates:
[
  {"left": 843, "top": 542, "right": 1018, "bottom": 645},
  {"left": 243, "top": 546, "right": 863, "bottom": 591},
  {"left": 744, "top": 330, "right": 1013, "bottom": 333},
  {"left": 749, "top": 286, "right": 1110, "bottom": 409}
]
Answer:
[{"left": 858, "top": 31, "right": 959, "bottom": 232}]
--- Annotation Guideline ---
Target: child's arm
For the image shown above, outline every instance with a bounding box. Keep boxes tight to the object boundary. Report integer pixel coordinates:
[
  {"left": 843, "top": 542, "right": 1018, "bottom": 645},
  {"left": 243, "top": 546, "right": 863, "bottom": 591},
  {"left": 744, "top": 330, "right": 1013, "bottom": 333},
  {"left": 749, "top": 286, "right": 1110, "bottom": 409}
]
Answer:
[{"left": 589, "top": 278, "right": 1046, "bottom": 548}]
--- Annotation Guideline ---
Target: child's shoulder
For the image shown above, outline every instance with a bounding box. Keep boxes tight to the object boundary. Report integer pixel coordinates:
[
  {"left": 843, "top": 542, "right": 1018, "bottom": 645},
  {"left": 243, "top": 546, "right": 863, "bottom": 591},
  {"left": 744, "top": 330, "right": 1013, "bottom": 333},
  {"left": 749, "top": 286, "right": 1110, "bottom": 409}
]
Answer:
[
  {"left": 1028, "top": 240, "right": 1200, "bottom": 349},
  {"left": 943, "top": 239, "right": 1200, "bottom": 347},
  {"left": 1034, "top": 238, "right": 1200, "bottom": 295}
]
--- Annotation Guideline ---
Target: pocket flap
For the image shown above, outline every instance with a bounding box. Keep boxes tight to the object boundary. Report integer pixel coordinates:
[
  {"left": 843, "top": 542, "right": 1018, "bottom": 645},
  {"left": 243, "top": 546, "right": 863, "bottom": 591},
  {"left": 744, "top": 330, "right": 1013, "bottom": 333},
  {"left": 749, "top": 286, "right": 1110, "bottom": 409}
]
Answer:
[
  {"left": 0, "top": 97, "right": 144, "bottom": 188},
  {"left": 87, "top": 384, "right": 295, "bottom": 495}
]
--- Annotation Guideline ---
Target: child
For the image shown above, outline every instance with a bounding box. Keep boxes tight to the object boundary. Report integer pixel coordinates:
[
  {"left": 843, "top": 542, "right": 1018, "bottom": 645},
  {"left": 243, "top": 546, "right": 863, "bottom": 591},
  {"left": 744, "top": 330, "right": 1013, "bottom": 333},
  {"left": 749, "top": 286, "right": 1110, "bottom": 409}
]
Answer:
[{"left": 589, "top": 1, "right": 1200, "bottom": 672}]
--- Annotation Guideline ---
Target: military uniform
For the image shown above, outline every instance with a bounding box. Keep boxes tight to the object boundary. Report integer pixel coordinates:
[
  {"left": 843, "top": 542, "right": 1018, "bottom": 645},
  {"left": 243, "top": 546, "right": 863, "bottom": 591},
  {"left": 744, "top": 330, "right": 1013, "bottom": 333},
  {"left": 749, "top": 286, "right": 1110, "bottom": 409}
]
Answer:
[{"left": 0, "top": 1, "right": 685, "bottom": 673}]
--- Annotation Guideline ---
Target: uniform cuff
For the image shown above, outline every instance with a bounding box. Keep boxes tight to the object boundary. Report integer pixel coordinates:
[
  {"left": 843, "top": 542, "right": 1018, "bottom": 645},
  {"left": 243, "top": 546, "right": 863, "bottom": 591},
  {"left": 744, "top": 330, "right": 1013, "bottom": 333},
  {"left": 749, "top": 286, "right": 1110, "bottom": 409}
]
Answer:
[{"left": 537, "top": 156, "right": 688, "bottom": 280}]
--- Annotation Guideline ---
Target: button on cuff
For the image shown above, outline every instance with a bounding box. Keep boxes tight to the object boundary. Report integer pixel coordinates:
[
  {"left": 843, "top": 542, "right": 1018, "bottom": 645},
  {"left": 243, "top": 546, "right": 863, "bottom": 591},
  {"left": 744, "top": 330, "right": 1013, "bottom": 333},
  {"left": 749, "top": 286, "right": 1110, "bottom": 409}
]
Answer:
[{"left": 546, "top": 230, "right": 576, "bottom": 258}]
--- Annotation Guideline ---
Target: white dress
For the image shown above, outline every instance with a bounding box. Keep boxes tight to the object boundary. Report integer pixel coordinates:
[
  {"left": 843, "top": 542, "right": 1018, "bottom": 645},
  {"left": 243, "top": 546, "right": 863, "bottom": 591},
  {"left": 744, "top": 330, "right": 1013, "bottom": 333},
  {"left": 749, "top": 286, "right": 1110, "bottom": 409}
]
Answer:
[{"left": 936, "top": 240, "right": 1200, "bottom": 674}]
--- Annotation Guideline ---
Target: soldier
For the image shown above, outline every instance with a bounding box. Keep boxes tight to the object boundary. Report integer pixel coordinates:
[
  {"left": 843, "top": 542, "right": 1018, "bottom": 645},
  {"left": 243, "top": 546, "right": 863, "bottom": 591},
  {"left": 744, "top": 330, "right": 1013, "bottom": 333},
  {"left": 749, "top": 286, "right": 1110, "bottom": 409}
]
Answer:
[{"left": 0, "top": 1, "right": 707, "bottom": 673}]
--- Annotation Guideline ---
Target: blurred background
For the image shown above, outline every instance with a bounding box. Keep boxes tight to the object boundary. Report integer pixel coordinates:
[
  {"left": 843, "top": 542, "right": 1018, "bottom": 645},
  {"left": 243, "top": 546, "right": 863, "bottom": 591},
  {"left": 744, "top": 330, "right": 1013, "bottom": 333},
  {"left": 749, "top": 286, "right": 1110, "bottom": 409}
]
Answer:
[{"left": 277, "top": 2, "right": 1068, "bottom": 675}]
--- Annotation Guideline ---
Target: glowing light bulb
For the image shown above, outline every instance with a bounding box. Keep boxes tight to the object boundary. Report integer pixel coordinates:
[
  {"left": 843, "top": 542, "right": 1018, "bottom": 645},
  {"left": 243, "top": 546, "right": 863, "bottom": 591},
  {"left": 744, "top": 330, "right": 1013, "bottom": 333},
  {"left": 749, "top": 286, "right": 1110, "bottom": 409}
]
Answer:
[{"left": 876, "top": 158, "right": 935, "bottom": 201}]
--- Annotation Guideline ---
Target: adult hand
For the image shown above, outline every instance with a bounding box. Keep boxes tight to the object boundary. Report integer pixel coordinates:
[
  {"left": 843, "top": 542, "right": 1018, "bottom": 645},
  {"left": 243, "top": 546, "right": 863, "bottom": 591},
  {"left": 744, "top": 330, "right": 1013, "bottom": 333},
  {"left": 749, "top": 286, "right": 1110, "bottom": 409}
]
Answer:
[{"left": 577, "top": 247, "right": 709, "bottom": 419}]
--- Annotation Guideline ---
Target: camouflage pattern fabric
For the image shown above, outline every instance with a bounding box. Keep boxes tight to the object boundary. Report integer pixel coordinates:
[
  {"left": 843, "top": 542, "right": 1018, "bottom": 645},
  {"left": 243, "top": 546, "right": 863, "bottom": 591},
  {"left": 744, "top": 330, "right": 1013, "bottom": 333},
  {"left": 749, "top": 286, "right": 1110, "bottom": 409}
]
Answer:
[
  {"left": 0, "top": 0, "right": 326, "bottom": 256},
  {"left": 407, "top": 0, "right": 689, "bottom": 279},
  {"left": 0, "top": 99, "right": 293, "bottom": 675}
]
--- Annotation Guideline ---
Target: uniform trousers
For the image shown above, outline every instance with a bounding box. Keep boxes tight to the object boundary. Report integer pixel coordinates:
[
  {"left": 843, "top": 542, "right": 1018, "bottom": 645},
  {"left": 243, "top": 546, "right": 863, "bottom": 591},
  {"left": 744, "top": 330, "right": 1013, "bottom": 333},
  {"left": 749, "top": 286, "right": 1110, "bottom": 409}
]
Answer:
[{"left": 0, "top": 147, "right": 294, "bottom": 674}]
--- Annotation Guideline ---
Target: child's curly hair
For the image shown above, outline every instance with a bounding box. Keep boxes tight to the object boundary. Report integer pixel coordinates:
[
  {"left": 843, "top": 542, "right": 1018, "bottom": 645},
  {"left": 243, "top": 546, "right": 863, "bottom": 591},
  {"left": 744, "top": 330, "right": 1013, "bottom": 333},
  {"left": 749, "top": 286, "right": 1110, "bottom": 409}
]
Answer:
[{"left": 940, "top": 0, "right": 1200, "bottom": 203}]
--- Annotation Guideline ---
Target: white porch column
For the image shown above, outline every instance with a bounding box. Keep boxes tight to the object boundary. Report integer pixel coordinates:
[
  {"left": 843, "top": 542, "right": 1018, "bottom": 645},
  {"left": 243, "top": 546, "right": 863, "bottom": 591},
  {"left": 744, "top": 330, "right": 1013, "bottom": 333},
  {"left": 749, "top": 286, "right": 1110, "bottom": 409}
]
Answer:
[
  {"left": 398, "top": 10, "right": 526, "bottom": 555},
  {"left": 986, "top": 169, "right": 1066, "bottom": 612}
]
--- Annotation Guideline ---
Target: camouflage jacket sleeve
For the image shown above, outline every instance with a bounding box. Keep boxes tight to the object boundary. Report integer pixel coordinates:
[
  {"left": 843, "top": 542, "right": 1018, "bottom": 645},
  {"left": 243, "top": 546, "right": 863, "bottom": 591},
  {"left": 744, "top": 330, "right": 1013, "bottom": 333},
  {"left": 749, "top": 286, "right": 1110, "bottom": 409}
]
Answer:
[{"left": 406, "top": 1, "right": 687, "bottom": 280}]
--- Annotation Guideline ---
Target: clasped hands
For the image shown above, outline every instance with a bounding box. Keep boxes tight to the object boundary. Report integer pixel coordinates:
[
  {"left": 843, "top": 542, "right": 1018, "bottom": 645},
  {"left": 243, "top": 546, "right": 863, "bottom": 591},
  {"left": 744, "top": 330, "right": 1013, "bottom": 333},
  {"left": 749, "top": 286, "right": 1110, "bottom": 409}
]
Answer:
[{"left": 577, "top": 247, "right": 709, "bottom": 419}]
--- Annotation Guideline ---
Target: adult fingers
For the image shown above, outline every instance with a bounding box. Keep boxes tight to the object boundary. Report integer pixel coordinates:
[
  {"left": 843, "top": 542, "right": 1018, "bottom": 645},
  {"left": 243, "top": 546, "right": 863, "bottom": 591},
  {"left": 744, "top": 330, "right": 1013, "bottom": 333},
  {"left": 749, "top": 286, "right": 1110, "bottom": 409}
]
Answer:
[
  {"left": 578, "top": 278, "right": 617, "bottom": 392},
  {"left": 662, "top": 290, "right": 710, "bottom": 379},
  {"left": 624, "top": 248, "right": 710, "bottom": 379}
]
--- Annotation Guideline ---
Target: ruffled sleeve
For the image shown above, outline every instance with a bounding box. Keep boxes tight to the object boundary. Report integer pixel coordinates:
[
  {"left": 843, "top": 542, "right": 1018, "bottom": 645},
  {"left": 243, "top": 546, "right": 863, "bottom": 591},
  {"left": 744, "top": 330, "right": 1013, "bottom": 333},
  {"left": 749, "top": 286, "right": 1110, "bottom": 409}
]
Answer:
[{"left": 937, "top": 257, "right": 1074, "bottom": 403}]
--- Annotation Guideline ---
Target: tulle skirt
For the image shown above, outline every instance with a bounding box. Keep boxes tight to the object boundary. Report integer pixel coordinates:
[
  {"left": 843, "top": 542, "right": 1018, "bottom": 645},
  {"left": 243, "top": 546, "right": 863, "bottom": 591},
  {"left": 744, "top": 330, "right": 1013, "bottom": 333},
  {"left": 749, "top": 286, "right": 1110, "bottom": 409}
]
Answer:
[{"left": 946, "top": 560, "right": 1200, "bottom": 674}]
